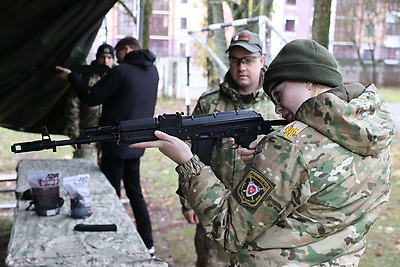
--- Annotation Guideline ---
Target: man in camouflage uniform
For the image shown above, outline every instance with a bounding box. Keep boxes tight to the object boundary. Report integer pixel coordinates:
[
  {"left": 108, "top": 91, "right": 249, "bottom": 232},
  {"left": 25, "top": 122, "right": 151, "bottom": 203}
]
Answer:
[
  {"left": 133, "top": 39, "right": 395, "bottom": 266},
  {"left": 180, "top": 30, "right": 279, "bottom": 266},
  {"left": 64, "top": 43, "right": 115, "bottom": 160}
]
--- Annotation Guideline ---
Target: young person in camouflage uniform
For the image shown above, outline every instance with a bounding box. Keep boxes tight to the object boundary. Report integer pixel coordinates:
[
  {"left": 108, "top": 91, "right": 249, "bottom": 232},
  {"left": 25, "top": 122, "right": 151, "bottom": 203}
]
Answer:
[
  {"left": 180, "top": 30, "right": 279, "bottom": 266},
  {"left": 132, "top": 39, "right": 395, "bottom": 266},
  {"left": 64, "top": 43, "right": 115, "bottom": 160}
]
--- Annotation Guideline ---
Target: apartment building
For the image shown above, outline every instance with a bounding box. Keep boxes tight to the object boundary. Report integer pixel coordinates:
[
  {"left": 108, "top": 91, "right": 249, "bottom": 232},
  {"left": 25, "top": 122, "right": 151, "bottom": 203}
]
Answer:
[
  {"left": 90, "top": 0, "right": 399, "bottom": 96},
  {"left": 269, "top": 0, "right": 314, "bottom": 58},
  {"left": 331, "top": 0, "right": 400, "bottom": 85}
]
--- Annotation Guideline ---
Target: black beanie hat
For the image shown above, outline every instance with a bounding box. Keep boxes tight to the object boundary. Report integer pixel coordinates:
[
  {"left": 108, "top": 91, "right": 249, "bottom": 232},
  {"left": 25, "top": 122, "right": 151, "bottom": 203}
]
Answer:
[
  {"left": 96, "top": 43, "right": 115, "bottom": 58},
  {"left": 264, "top": 39, "right": 343, "bottom": 95}
]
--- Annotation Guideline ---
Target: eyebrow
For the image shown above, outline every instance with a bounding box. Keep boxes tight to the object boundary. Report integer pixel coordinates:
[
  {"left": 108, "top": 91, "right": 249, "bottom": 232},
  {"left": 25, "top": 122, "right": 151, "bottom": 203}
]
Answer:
[{"left": 270, "top": 81, "right": 283, "bottom": 92}]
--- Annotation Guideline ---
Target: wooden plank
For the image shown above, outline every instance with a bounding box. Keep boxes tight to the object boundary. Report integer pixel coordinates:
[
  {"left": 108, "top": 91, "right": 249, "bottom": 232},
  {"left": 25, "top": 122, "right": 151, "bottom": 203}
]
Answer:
[{"left": 0, "top": 203, "right": 16, "bottom": 209}]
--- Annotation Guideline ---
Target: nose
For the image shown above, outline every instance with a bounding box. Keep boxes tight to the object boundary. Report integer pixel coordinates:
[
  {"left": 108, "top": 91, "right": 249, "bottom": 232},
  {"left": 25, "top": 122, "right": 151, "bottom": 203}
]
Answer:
[
  {"left": 238, "top": 61, "right": 247, "bottom": 70},
  {"left": 275, "top": 104, "right": 283, "bottom": 114}
]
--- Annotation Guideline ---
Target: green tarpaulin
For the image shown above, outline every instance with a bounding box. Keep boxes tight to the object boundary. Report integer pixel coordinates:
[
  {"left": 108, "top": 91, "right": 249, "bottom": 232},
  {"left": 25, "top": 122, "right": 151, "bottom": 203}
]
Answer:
[{"left": 0, "top": 0, "right": 117, "bottom": 134}]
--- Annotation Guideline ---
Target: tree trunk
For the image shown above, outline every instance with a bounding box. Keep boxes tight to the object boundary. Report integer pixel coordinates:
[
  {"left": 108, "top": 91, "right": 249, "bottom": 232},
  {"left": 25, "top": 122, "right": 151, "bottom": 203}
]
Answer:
[
  {"left": 206, "top": 2, "right": 226, "bottom": 87},
  {"left": 312, "top": 0, "right": 332, "bottom": 48},
  {"left": 142, "top": 0, "right": 151, "bottom": 49}
]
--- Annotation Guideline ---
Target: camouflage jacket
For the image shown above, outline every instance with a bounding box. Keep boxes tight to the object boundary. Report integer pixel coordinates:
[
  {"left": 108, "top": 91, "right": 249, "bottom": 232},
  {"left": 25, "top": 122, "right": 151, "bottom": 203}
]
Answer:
[
  {"left": 176, "top": 83, "right": 395, "bottom": 266},
  {"left": 181, "top": 67, "right": 279, "bottom": 210}
]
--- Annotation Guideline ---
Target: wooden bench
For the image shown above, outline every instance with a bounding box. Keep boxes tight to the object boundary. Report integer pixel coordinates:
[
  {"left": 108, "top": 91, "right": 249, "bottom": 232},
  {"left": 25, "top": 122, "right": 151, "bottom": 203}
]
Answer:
[
  {"left": 6, "top": 158, "right": 167, "bottom": 266},
  {"left": 0, "top": 173, "right": 17, "bottom": 209}
]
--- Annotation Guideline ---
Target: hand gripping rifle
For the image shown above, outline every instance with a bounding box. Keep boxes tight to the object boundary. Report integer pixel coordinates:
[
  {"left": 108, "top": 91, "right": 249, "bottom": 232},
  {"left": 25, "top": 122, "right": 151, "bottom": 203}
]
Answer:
[{"left": 10, "top": 110, "right": 287, "bottom": 165}]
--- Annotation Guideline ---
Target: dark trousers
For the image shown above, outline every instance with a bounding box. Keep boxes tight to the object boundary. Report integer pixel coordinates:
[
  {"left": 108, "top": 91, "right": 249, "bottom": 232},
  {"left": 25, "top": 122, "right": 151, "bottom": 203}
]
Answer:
[{"left": 100, "top": 153, "right": 154, "bottom": 249}]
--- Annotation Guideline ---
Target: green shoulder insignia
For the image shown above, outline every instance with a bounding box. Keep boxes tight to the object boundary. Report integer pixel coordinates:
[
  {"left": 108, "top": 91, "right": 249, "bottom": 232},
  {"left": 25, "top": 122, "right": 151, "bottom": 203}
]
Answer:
[{"left": 235, "top": 168, "right": 275, "bottom": 210}]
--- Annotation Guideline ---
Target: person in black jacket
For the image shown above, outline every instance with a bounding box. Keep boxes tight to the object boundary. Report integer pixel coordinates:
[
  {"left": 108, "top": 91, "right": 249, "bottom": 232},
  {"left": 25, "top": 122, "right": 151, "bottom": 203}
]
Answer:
[{"left": 56, "top": 37, "right": 159, "bottom": 256}]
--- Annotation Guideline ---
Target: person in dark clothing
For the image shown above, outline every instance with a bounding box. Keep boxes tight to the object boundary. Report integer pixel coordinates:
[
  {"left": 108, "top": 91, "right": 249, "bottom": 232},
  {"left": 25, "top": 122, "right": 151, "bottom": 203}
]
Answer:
[{"left": 56, "top": 37, "right": 159, "bottom": 256}]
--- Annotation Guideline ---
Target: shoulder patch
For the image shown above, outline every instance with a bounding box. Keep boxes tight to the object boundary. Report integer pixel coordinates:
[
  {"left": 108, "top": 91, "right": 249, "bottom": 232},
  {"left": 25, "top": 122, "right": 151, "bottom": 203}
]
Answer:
[
  {"left": 235, "top": 168, "right": 275, "bottom": 210},
  {"left": 277, "top": 121, "right": 308, "bottom": 140},
  {"left": 283, "top": 125, "right": 301, "bottom": 137}
]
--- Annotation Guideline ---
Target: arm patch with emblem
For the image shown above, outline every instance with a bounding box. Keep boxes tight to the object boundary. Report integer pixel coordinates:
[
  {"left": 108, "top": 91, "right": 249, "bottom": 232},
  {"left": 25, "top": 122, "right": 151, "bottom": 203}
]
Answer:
[{"left": 235, "top": 168, "right": 275, "bottom": 211}]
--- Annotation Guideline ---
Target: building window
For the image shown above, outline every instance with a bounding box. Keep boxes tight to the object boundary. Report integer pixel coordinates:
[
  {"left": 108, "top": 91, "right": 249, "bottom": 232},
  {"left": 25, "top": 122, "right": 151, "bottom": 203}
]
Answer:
[
  {"left": 362, "top": 49, "right": 374, "bottom": 60},
  {"left": 117, "top": 1, "right": 135, "bottom": 37},
  {"left": 286, "top": 0, "right": 296, "bottom": 5},
  {"left": 181, "top": 18, "right": 187, "bottom": 29},
  {"left": 150, "top": 14, "right": 168, "bottom": 35},
  {"left": 150, "top": 40, "right": 169, "bottom": 56},
  {"left": 386, "top": 22, "right": 400, "bottom": 35},
  {"left": 364, "top": 21, "right": 375, "bottom": 38},
  {"left": 153, "top": 0, "right": 169, "bottom": 11},
  {"left": 384, "top": 47, "right": 400, "bottom": 60},
  {"left": 334, "top": 18, "right": 357, "bottom": 42},
  {"left": 386, "top": 11, "right": 400, "bottom": 36},
  {"left": 333, "top": 45, "right": 357, "bottom": 59},
  {"left": 285, "top": 20, "right": 295, "bottom": 32}
]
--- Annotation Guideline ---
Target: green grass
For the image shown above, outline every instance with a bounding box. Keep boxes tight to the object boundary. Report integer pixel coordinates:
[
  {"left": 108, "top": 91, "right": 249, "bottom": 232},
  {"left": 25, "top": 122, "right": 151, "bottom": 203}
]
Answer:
[
  {"left": 0, "top": 127, "right": 73, "bottom": 172},
  {"left": 379, "top": 87, "right": 400, "bottom": 102}
]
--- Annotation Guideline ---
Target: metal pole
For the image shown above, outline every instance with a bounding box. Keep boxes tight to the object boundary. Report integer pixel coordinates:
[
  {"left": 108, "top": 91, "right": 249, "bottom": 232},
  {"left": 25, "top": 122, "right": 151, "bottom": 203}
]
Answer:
[
  {"left": 188, "top": 16, "right": 287, "bottom": 74},
  {"left": 188, "top": 33, "right": 229, "bottom": 75},
  {"left": 185, "top": 35, "right": 191, "bottom": 115}
]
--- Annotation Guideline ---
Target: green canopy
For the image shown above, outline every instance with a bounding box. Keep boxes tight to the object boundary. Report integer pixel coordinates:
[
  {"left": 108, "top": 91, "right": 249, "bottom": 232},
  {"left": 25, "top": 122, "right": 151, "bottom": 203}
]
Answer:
[{"left": 0, "top": 0, "right": 117, "bottom": 134}]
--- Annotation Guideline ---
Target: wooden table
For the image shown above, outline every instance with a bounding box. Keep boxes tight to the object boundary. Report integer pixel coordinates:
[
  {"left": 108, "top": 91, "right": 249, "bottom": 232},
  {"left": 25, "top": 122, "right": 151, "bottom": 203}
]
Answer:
[{"left": 6, "top": 159, "right": 167, "bottom": 266}]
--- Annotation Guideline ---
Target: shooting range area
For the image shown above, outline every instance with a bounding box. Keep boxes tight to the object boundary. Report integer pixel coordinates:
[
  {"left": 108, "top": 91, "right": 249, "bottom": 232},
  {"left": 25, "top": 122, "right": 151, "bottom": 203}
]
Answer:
[{"left": 5, "top": 158, "right": 167, "bottom": 266}]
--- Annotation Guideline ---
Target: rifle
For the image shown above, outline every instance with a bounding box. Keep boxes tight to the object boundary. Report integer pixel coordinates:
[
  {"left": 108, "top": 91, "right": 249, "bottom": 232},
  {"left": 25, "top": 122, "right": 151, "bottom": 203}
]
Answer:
[{"left": 10, "top": 110, "right": 287, "bottom": 165}]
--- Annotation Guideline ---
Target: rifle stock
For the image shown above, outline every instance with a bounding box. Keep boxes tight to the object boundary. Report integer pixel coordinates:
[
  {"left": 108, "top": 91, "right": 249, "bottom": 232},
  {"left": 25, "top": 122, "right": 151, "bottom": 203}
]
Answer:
[{"left": 11, "top": 110, "right": 287, "bottom": 165}]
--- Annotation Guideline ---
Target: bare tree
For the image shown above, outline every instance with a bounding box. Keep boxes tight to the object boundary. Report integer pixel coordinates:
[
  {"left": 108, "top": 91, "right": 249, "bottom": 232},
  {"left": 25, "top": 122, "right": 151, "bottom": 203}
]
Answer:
[
  {"left": 335, "top": 0, "right": 399, "bottom": 84},
  {"left": 207, "top": 1, "right": 227, "bottom": 87},
  {"left": 117, "top": 0, "right": 152, "bottom": 48}
]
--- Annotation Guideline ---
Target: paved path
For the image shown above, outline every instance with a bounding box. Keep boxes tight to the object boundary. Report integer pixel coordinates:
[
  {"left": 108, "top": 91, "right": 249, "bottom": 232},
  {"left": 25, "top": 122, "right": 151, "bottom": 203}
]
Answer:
[{"left": 387, "top": 102, "right": 400, "bottom": 130}]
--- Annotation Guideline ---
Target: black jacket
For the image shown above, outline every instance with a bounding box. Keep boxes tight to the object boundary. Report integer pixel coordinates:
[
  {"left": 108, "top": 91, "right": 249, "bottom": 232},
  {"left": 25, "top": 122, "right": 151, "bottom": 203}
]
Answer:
[{"left": 68, "top": 49, "right": 159, "bottom": 158}]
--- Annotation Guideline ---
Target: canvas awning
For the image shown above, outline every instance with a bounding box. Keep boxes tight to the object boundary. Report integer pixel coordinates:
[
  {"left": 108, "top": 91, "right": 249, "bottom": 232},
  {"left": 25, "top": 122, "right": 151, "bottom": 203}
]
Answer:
[{"left": 0, "top": 0, "right": 117, "bottom": 134}]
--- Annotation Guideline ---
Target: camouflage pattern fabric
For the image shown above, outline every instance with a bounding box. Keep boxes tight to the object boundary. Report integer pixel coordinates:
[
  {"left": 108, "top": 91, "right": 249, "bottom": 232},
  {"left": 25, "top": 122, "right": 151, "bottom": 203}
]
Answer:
[
  {"left": 176, "top": 83, "right": 394, "bottom": 266},
  {"left": 181, "top": 67, "right": 280, "bottom": 266},
  {"left": 191, "top": 67, "right": 280, "bottom": 193},
  {"left": 64, "top": 75, "right": 102, "bottom": 160}
]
